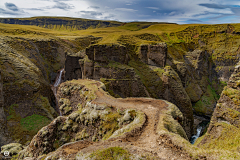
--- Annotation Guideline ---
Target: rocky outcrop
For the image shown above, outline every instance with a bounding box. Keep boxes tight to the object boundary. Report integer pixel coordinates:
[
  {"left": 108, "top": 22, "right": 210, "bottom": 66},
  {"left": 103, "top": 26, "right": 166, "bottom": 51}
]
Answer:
[
  {"left": 64, "top": 44, "right": 149, "bottom": 98},
  {"left": 15, "top": 79, "right": 190, "bottom": 159},
  {"left": 162, "top": 66, "right": 193, "bottom": 139},
  {"left": 64, "top": 44, "right": 196, "bottom": 138},
  {"left": 139, "top": 43, "right": 167, "bottom": 67},
  {"left": 3, "top": 21, "right": 240, "bottom": 159},
  {"left": 196, "top": 61, "right": 240, "bottom": 153},
  {"left": 1, "top": 143, "right": 23, "bottom": 157}
]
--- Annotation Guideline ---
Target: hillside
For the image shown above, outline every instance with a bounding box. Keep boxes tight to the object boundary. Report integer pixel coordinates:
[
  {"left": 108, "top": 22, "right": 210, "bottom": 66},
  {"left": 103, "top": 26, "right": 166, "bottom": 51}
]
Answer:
[
  {"left": 0, "top": 21, "right": 240, "bottom": 159},
  {"left": 0, "top": 17, "right": 122, "bottom": 30}
]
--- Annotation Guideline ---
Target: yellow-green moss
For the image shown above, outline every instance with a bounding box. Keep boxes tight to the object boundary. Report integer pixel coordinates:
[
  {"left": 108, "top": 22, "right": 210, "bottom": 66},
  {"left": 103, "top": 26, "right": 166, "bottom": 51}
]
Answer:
[
  {"left": 89, "top": 147, "right": 131, "bottom": 160},
  {"left": 102, "top": 112, "right": 121, "bottom": 140},
  {"left": 108, "top": 110, "right": 146, "bottom": 140},
  {"left": 185, "top": 82, "right": 203, "bottom": 102},
  {"left": 199, "top": 122, "right": 240, "bottom": 151},
  {"left": 36, "top": 96, "right": 56, "bottom": 120},
  {"left": 75, "top": 128, "right": 89, "bottom": 141},
  {"left": 222, "top": 87, "right": 240, "bottom": 105}
]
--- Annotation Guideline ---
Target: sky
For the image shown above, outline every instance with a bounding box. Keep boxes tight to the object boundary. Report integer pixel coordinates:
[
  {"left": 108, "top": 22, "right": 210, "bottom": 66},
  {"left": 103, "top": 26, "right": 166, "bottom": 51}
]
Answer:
[{"left": 1, "top": 0, "right": 240, "bottom": 24}]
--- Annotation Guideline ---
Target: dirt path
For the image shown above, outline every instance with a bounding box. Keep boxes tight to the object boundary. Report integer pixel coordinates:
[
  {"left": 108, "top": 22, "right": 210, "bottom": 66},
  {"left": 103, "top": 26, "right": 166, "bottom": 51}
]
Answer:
[
  {"left": 93, "top": 90, "right": 190, "bottom": 159},
  {"left": 56, "top": 80, "right": 191, "bottom": 159}
]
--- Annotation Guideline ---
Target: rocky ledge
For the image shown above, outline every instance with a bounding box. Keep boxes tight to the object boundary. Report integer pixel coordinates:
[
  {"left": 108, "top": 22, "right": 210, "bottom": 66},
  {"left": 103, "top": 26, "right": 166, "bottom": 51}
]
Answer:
[{"left": 3, "top": 79, "right": 238, "bottom": 160}]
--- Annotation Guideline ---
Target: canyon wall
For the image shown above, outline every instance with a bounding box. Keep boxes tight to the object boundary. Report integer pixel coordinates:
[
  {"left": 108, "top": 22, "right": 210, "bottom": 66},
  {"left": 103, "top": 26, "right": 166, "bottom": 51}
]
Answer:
[
  {"left": 0, "top": 35, "right": 100, "bottom": 147},
  {"left": 196, "top": 61, "right": 240, "bottom": 152},
  {"left": 64, "top": 43, "right": 195, "bottom": 139}
]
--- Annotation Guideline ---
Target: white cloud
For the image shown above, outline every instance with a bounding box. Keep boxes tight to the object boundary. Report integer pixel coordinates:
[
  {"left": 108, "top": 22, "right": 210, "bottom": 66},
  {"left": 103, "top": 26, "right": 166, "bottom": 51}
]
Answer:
[
  {"left": 115, "top": 8, "right": 138, "bottom": 12},
  {"left": 0, "top": 0, "right": 239, "bottom": 24},
  {"left": 146, "top": 7, "right": 159, "bottom": 10}
]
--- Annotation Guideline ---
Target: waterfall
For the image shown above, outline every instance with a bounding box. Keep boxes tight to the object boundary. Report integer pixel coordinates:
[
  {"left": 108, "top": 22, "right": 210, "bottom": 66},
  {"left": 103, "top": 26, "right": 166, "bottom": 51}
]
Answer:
[
  {"left": 190, "top": 126, "right": 203, "bottom": 144},
  {"left": 54, "top": 69, "right": 64, "bottom": 87},
  {"left": 52, "top": 68, "right": 64, "bottom": 116}
]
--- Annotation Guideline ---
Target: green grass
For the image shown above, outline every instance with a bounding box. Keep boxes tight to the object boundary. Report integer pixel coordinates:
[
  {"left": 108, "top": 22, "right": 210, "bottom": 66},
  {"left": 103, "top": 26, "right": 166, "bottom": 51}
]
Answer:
[
  {"left": 20, "top": 114, "right": 51, "bottom": 132},
  {"left": 199, "top": 122, "right": 240, "bottom": 151},
  {"left": 89, "top": 147, "right": 131, "bottom": 160}
]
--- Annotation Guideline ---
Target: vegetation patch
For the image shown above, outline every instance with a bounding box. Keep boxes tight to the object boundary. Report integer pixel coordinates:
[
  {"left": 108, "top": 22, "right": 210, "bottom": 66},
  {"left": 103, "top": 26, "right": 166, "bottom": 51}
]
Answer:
[
  {"left": 89, "top": 147, "right": 131, "bottom": 160},
  {"left": 102, "top": 112, "right": 121, "bottom": 140},
  {"left": 20, "top": 114, "right": 51, "bottom": 132},
  {"left": 222, "top": 87, "right": 240, "bottom": 105},
  {"left": 199, "top": 122, "right": 240, "bottom": 152}
]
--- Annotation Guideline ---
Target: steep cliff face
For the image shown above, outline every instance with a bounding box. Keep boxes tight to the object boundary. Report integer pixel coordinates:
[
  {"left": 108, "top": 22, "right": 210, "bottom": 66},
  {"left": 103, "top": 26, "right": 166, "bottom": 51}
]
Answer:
[
  {"left": 139, "top": 43, "right": 167, "bottom": 67},
  {"left": 2, "top": 22, "right": 240, "bottom": 159},
  {"left": 196, "top": 61, "right": 240, "bottom": 154},
  {"left": 177, "top": 50, "right": 220, "bottom": 117},
  {"left": 0, "top": 35, "right": 98, "bottom": 146},
  {"left": 0, "top": 70, "right": 12, "bottom": 147},
  {"left": 0, "top": 36, "right": 58, "bottom": 146},
  {"left": 162, "top": 66, "right": 193, "bottom": 139},
  {"left": 65, "top": 44, "right": 149, "bottom": 98}
]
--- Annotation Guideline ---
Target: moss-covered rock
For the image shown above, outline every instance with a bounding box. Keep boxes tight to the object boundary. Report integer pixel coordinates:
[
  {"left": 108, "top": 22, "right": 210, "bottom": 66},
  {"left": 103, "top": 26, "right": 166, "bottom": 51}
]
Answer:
[
  {"left": 157, "top": 100, "right": 188, "bottom": 140},
  {"left": 185, "top": 82, "right": 203, "bottom": 102},
  {"left": 162, "top": 66, "right": 193, "bottom": 139},
  {"left": 193, "top": 85, "right": 219, "bottom": 116},
  {"left": 1, "top": 143, "right": 23, "bottom": 156}
]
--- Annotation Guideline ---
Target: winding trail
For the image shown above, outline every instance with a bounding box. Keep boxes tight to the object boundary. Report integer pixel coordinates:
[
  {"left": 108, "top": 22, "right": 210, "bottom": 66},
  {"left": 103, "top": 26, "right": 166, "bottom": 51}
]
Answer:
[
  {"left": 74, "top": 80, "right": 191, "bottom": 159},
  {"left": 51, "top": 80, "right": 191, "bottom": 160}
]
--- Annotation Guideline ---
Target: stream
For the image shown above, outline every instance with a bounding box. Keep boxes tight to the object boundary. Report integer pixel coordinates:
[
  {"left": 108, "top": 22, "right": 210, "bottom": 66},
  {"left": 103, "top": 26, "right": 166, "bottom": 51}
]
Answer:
[
  {"left": 190, "top": 126, "right": 203, "bottom": 144},
  {"left": 190, "top": 120, "right": 209, "bottom": 144},
  {"left": 51, "top": 68, "right": 64, "bottom": 116}
]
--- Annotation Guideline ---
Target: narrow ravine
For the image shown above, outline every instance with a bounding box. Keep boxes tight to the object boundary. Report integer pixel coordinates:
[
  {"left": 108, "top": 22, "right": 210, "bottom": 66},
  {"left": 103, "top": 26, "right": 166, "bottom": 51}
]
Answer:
[{"left": 51, "top": 68, "right": 64, "bottom": 116}]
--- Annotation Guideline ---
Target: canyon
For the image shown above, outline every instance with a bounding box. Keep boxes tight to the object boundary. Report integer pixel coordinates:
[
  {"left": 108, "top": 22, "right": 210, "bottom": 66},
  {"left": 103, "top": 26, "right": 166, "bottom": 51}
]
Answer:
[{"left": 0, "top": 19, "right": 240, "bottom": 159}]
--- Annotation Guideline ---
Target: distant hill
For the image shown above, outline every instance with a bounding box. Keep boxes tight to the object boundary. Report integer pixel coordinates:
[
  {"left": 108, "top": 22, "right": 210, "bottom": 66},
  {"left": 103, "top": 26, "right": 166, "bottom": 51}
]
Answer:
[
  {"left": 0, "top": 17, "right": 177, "bottom": 31},
  {"left": 0, "top": 17, "right": 123, "bottom": 30}
]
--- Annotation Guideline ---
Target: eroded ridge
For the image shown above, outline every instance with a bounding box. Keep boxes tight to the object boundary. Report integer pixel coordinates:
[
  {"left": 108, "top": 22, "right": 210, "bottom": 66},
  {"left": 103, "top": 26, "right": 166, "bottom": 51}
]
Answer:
[
  {"left": 11, "top": 79, "right": 188, "bottom": 159},
  {"left": 10, "top": 79, "right": 238, "bottom": 160}
]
